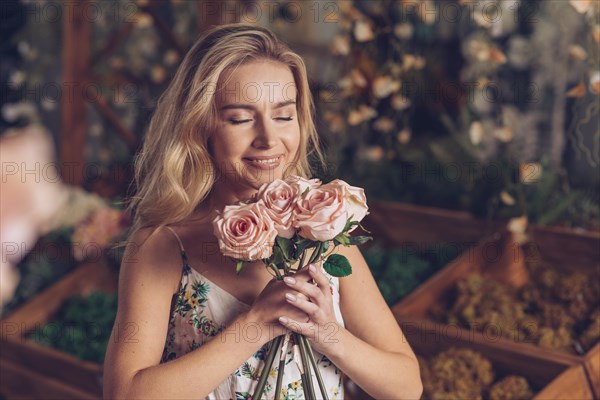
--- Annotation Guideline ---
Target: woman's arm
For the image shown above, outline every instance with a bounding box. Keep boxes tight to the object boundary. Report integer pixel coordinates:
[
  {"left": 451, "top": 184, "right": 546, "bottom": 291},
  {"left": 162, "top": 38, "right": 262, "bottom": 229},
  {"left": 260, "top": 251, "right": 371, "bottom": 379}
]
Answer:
[
  {"left": 278, "top": 245, "right": 423, "bottom": 400},
  {"left": 102, "top": 227, "right": 275, "bottom": 399},
  {"left": 333, "top": 245, "right": 422, "bottom": 399}
]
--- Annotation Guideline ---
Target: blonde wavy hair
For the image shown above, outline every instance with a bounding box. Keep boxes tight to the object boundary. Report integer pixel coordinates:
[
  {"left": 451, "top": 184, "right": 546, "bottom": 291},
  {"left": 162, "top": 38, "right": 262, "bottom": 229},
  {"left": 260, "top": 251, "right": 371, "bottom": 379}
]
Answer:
[{"left": 129, "top": 23, "right": 325, "bottom": 232}]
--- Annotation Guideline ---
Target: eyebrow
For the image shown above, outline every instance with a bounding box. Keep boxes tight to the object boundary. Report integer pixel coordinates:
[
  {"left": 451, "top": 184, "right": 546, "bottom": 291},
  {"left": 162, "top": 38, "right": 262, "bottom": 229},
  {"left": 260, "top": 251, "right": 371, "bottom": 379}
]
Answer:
[{"left": 219, "top": 100, "right": 296, "bottom": 111}]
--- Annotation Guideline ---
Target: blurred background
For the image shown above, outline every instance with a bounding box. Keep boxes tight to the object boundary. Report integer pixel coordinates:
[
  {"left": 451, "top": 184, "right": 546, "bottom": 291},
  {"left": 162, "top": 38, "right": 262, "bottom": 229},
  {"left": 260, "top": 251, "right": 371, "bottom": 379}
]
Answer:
[
  {"left": 1, "top": 1, "right": 599, "bottom": 399},
  {"left": 2, "top": 0, "right": 598, "bottom": 223}
]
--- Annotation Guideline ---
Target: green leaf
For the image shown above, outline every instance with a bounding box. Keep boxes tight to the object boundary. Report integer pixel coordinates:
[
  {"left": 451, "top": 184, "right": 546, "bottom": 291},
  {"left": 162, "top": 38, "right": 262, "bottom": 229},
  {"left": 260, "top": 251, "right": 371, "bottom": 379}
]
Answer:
[
  {"left": 294, "top": 238, "right": 316, "bottom": 258},
  {"left": 324, "top": 254, "right": 352, "bottom": 277},
  {"left": 342, "top": 216, "right": 359, "bottom": 233},
  {"left": 270, "top": 246, "right": 285, "bottom": 265},
  {"left": 333, "top": 233, "right": 350, "bottom": 246},
  {"left": 348, "top": 235, "right": 372, "bottom": 246},
  {"left": 537, "top": 191, "right": 581, "bottom": 226},
  {"left": 276, "top": 236, "right": 295, "bottom": 261},
  {"left": 321, "top": 241, "right": 330, "bottom": 254},
  {"left": 235, "top": 260, "right": 245, "bottom": 275}
]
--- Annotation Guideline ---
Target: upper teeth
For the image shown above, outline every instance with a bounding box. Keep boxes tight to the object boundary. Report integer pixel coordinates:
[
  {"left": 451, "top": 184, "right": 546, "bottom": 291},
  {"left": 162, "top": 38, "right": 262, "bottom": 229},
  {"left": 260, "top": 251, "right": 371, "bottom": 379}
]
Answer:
[{"left": 251, "top": 158, "right": 278, "bottom": 164}]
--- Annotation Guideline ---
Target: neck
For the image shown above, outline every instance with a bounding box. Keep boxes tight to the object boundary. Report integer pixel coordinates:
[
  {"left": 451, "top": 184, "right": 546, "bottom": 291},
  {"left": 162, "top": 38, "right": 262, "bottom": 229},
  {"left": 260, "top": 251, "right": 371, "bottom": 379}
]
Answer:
[{"left": 208, "top": 179, "right": 259, "bottom": 209}]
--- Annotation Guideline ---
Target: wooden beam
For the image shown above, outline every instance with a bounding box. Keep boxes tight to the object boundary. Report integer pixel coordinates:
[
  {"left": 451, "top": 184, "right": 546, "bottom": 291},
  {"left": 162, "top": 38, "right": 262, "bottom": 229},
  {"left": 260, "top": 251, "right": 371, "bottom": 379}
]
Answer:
[
  {"left": 91, "top": 22, "right": 135, "bottom": 67},
  {"left": 141, "top": 4, "right": 186, "bottom": 56},
  {"left": 60, "top": 0, "right": 91, "bottom": 186},
  {"left": 92, "top": 96, "right": 138, "bottom": 151}
]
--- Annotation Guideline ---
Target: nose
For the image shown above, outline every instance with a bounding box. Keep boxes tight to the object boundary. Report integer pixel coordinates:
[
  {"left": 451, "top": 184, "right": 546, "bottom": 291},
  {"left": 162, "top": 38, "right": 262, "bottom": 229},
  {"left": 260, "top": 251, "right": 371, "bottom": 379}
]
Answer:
[{"left": 252, "top": 116, "right": 277, "bottom": 149}]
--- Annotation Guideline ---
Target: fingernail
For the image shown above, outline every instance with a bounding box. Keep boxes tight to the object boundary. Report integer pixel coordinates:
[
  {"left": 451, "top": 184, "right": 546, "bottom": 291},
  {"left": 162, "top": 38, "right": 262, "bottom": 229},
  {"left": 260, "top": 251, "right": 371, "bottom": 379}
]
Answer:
[
  {"left": 309, "top": 265, "right": 316, "bottom": 273},
  {"left": 285, "top": 293, "right": 296, "bottom": 302},
  {"left": 283, "top": 276, "right": 296, "bottom": 285},
  {"left": 279, "top": 316, "right": 289, "bottom": 324}
]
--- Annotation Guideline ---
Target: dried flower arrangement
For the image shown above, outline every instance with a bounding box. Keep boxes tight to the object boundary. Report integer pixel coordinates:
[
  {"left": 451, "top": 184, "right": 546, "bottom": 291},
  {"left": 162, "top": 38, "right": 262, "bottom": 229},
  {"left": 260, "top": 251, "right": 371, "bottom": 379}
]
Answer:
[
  {"left": 419, "top": 348, "right": 534, "bottom": 399},
  {"left": 432, "top": 264, "right": 600, "bottom": 354}
]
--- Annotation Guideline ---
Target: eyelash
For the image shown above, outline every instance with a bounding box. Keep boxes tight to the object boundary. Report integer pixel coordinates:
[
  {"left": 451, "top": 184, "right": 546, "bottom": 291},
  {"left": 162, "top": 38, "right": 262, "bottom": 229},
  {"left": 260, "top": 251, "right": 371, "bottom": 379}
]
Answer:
[
  {"left": 228, "top": 117, "right": 294, "bottom": 125},
  {"left": 229, "top": 119, "right": 250, "bottom": 125}
]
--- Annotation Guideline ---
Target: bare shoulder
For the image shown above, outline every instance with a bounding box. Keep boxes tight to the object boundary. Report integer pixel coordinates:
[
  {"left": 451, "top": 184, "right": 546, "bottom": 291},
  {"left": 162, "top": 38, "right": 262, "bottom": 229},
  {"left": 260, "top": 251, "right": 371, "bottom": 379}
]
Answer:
[{"left": 118, "top": 226, "right": 184, "bottom": 300}]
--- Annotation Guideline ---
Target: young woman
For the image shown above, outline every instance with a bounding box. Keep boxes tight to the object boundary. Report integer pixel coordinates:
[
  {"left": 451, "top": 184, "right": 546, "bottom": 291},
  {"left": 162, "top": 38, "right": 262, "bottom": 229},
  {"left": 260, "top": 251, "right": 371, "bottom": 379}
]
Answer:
[{"left": 103, "top": 23, "right": 422, "bottom": 400}]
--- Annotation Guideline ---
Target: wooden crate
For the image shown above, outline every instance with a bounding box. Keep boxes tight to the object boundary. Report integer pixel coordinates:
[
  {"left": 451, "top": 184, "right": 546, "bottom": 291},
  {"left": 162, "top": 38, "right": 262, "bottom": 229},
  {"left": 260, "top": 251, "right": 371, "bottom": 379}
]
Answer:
[
  {"left": 345, "top": 321, "right": 591, "bottom": 399},
  {"left": 536, "top": 363, "right": 594, "bottom": 400},
  {"left": 365, "top": 200, "right": 501, "bottom": 245},
  {"left": 0, "top": 259, "right": 118, "bottom": 398},
  {"left": 408, "top": 322, "right": 592, "bottom": 399},
  {"left": 392, "top": 226, "right": 600, "bottom": 393},
  {"left": 0, "top": 359, "right": 97, "bottom": 400},
  {"left": 584, "top": 343, "right": 600, "bottom": 398}
]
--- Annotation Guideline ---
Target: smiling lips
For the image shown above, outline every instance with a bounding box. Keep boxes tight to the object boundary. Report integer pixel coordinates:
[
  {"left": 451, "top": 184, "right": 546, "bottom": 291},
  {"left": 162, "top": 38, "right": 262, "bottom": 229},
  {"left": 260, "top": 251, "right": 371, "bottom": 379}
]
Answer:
[{"left": 243, "top": 155, "right": 283, "bottom": 169}]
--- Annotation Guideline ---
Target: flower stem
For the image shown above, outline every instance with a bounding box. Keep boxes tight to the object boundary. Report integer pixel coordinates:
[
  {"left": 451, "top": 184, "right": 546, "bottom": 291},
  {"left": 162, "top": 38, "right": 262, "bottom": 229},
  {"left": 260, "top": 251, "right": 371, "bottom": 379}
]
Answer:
[
  {"left": 307, "top": 242, "right": 324, "bottom": 267},
  {"left": 274, "top": 354, "right": 286, "bottom": 399},
  {"left": 295, "top": 333, "right": 316, "bottom": 400},
  {"left": 298, "top": 248, "right": 307, "bottom": 272},
  {"left": 283, "top": 259, "right": 289, "bottom": 276},
  {"left": 299, "top": 367, "right": 312, "bottom": 400},
  {"left": 268, "top": 263, "right": 283, "bottom": 280},
  {"left": 301, "top": 335, "right": 329, "bottom": 400},
  {"left": 274, "top": 333, "right": 290, "bottom": 399},
  {"left": 252, "top": 335, "right": 284, "bottom": 400}
]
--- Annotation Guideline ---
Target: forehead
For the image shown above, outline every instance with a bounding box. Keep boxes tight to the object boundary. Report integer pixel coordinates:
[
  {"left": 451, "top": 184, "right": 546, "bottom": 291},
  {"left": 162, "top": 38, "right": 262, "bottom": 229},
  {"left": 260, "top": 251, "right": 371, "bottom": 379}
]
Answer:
[{"left": 216, "top": 60, "right": 298, "bottom": 106}]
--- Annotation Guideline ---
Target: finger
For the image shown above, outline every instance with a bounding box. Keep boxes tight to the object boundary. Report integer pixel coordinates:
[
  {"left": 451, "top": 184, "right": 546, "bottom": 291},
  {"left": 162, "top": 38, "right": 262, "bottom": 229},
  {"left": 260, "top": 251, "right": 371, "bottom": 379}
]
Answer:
[
  {"left": 285, "top": 291, "right": 320, "bottom": 317},
  {"left": 295, "top": 292, "right": 309, "bottom": 301},
  {"left": 278, "top": 315, "right": 313, "bottom": 336},
  {"left": 308, "top": 263, "right": 333, "bottom": 296},
  {"left": 288, "top": 268, "right": 312, "bottom": 283},
  {"left": 283, "top": 275, "right": 323, "bottom": 303}
]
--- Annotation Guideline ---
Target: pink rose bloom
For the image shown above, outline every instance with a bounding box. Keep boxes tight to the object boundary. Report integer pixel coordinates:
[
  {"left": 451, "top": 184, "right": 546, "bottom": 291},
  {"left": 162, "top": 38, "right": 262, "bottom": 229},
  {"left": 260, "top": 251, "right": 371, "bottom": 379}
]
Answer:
[
  {"left": 293, "top": 183, "right": 347, "bottom": 241},
  {"left": 285, "top": 175, "right": 321, "bottom": 194},
  {"left": 329, "top": 179, "right": 369, "bottom": 227},
  {"left": 257, "top": 179, "right": 297, "bottom": 239},
  {"left": 212, "top": 202, "right": 277, "bottom": 261}
]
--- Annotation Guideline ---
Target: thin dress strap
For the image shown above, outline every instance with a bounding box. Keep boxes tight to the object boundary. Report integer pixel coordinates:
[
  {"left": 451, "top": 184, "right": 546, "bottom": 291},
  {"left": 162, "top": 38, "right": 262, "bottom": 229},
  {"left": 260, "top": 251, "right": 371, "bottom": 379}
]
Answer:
[{"left": 164, "top": 225, "right": 189, "bottom": 265}]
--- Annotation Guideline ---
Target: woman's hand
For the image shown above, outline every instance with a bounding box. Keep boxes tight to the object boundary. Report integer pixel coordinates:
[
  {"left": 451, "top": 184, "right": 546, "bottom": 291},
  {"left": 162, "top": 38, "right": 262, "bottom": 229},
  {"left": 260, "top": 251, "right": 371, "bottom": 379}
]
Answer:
[
  {"left": 246, "top": 276, "right": 310, "bottom": 344},
  {"left": 277, "top": 263, "right": 342, "bottom": 356}
]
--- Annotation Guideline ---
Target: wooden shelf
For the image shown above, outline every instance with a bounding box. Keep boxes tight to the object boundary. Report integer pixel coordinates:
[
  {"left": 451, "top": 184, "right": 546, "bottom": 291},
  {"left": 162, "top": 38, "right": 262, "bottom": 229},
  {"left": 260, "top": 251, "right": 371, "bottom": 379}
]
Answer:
[{"left": 0, "top": 260, "right": 118, "bottom": 398}]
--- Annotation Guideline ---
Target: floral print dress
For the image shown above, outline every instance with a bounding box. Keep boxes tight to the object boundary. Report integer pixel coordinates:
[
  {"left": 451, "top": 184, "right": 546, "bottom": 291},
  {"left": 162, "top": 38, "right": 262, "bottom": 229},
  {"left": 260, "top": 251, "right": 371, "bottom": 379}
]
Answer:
[{"left": 161, "top": 227, "right": 345, "bottom": 400}]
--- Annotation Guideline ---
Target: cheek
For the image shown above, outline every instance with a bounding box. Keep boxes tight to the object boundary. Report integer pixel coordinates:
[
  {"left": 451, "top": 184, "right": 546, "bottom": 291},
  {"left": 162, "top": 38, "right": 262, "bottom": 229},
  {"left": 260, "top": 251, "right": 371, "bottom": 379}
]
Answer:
[
  {"left": 213, "top": 131, "right": 249, "bottom": 159},
  {"left": 287, "top": 125, "right": 302, "bottom": 158}
]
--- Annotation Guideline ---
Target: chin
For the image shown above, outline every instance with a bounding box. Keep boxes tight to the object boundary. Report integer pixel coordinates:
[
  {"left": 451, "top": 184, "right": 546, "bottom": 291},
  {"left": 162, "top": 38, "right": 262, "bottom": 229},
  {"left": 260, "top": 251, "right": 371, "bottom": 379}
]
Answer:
[
  {"left": 251, "top": 166, "right": 286, "bottom": 185},
  {"left": 253, "top": 172, "right": 282, "bottom": 188}
]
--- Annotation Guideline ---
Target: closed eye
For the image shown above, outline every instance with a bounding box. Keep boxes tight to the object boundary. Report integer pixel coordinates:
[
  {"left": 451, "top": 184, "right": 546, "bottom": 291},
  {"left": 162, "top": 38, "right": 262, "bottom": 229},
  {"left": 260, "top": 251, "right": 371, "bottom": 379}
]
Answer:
[
  {"left": 229, "top": 119, "right": 252, "bottom": 125},
  {"left": 275, "top": 117, "right": 294, "bottom": 121}
]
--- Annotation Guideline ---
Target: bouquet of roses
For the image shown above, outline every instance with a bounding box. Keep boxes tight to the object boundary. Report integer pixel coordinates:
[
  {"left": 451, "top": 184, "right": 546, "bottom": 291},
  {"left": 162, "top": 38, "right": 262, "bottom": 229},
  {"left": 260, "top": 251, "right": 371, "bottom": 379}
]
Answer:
[{"left": 213, "top": 175, "right": 371, "bottom": 400}]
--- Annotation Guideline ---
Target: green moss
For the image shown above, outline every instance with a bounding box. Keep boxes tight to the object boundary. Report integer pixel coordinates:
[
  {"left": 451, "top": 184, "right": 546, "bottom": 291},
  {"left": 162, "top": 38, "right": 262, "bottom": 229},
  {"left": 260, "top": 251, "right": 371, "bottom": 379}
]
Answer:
[
  {"left": 28, "top": 291, "right": 118, "bottom": 364},
  {"left": 363, "top": 242, "right": 459, "bottom": 304},
  {"left": 2, "top": 228, "right": 77, "bottom": 317}
]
